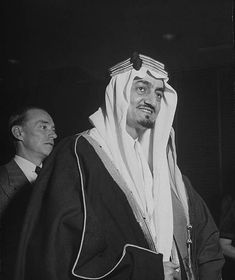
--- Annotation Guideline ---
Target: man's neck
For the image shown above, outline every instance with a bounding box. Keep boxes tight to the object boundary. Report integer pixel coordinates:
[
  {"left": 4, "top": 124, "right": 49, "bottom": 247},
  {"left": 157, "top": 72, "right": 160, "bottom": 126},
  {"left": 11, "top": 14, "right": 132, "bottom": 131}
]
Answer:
[
  {"left": 126, "top": 126, "right": 145, "bottom": 140},
  {"left": 16, "top": 151, "right": 43, "bottom": 166}
]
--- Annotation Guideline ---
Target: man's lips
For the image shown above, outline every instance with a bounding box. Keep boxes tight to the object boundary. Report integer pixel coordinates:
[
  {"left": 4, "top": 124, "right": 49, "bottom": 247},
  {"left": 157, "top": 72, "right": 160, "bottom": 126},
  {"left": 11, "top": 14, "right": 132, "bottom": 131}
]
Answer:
[
  {"left": 45, "top": 142, "right": 54, "bottom": 147},
  {"left": 138, "top": 106, "right": 155, "bottom": 114}
]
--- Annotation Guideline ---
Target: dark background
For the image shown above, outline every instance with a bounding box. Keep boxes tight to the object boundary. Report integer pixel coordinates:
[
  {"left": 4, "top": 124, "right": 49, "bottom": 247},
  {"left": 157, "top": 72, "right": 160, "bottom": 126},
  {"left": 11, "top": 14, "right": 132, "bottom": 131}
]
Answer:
[{"left": 1, "top": 0, "right": 234, "bottom": 223}]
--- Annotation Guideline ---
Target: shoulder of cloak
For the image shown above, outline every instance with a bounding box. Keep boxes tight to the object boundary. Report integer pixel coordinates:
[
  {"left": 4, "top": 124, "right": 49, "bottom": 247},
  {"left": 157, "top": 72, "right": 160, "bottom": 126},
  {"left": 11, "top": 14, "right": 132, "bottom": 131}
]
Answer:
[{"left": 182, "top": 174, "right": 219, "bottom": 232}]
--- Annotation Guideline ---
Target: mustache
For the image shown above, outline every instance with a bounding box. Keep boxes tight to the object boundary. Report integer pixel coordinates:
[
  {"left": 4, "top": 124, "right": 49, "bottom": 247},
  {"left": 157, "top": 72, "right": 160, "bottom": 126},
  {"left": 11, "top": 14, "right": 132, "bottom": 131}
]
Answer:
[{"left": 138, "top": 104, "right": 156, "bottom": 113}]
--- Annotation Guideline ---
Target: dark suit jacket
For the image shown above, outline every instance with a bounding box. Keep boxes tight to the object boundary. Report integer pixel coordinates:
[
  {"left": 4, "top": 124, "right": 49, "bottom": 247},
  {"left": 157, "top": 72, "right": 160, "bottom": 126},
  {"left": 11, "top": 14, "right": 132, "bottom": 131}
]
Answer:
[{"left": 0, "top": 160, "right": 33, "bottom": 280}]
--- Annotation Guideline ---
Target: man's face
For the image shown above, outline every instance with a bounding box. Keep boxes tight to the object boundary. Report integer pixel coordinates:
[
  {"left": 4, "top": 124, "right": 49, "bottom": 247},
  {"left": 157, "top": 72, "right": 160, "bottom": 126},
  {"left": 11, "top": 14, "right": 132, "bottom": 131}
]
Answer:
[
  {"left": 126, "top": 73, "right": 164, "bottom": 138},
  {"left": 19, "top": 109, "right": 57, "bottom": 161}
]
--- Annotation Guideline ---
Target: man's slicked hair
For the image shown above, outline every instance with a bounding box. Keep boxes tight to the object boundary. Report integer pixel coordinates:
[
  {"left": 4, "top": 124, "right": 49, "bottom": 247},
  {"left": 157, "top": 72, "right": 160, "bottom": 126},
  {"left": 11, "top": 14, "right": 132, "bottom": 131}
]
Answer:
[{"left": 8, "top": 106, "right": 45, "bottom": 142}]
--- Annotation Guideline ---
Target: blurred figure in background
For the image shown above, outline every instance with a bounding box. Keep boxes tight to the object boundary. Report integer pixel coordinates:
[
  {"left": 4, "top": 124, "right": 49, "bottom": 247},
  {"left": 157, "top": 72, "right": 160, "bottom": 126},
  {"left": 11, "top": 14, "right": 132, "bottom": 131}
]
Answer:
[{"left": 0, "top": 106, "right": 57, "bottom": 279}]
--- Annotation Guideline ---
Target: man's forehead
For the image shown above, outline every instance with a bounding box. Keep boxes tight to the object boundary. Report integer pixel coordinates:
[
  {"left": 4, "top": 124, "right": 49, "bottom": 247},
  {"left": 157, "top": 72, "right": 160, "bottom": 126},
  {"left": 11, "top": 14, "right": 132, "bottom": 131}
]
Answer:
[
  {"left": 133, "top": 74, "right": 164, "bottom": 87},
  {"left": 25, "top": 109, "right": 54, "bottom": 124}
]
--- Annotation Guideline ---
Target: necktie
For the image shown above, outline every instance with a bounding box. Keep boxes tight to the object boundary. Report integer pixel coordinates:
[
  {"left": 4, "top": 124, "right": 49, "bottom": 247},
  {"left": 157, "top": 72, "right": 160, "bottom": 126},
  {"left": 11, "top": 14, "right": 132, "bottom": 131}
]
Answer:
[{"left": 35, "top": 166, "right": 41, "bottom": 175}]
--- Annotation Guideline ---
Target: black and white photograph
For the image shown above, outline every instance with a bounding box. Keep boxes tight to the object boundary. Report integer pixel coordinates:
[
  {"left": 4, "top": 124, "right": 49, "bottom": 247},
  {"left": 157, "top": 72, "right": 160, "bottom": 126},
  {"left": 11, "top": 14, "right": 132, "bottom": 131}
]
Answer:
[{"left": 0, "top": 1, "right": 234, "bottom": 279}]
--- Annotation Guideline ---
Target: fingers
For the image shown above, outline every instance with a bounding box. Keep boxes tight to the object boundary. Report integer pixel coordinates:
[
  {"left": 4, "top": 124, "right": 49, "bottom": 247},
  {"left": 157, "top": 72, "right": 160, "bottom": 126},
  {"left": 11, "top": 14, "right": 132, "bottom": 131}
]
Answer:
[{"left": 163, "top": 261, "right": 180, "bottom": 280}]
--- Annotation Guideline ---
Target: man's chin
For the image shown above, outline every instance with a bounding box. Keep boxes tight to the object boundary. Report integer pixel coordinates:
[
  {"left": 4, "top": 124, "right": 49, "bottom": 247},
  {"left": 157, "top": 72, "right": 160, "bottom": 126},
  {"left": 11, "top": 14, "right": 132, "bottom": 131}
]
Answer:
[
  {"left": 138, "top": 119, "right": 155, "bottom": 129},
  {"left": 43, "top": 146, "right": 53, "bottom": 155}
]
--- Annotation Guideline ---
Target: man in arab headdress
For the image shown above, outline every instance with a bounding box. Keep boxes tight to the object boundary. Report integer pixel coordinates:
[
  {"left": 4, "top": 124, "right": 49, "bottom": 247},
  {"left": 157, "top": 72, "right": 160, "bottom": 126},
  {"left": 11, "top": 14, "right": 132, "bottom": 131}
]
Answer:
[{"left": 14, "top": 53, "right": 224, "bottom": 280}]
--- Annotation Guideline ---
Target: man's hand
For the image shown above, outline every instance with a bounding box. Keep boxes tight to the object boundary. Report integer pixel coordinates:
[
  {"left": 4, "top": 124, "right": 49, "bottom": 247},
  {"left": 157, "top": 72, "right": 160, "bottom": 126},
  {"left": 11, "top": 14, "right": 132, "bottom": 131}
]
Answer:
[
  {"left": 220, "top": 238, "right": 235, "bottom": 259},
  {"left": 163, "top": 261, "right": 180, "bottom": 280}
]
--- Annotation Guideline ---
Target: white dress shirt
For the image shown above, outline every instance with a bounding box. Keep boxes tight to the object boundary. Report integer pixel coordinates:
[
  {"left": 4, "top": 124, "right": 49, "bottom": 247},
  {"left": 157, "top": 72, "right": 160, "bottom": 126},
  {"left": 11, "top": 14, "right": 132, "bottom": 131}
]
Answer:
[{"left": 14, "top": 155, "right": 41, "bottom": 183}]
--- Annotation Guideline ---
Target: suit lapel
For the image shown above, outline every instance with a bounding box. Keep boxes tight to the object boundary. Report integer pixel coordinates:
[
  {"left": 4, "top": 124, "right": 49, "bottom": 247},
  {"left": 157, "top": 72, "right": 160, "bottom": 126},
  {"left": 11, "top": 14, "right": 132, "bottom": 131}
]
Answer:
[{"left": 4, "top": 160, "right": 30, "bottom": 197}]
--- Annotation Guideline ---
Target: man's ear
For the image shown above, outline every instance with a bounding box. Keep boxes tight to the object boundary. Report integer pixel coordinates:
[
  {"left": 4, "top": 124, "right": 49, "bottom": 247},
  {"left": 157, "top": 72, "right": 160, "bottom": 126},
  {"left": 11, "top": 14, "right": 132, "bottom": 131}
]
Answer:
[{"left": 11, "top": 125, "right": 24, "bottom": 141}]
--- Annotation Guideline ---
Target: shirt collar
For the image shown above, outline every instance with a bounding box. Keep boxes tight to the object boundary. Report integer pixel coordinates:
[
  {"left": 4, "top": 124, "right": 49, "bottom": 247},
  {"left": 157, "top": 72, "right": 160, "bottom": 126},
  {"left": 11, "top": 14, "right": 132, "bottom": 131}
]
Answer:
[
  {"left": 14, "top": 155, "right": 42, "bottom": 183},
  {"left": 126, "top": 132, "right": 139, "bottom": 146}
]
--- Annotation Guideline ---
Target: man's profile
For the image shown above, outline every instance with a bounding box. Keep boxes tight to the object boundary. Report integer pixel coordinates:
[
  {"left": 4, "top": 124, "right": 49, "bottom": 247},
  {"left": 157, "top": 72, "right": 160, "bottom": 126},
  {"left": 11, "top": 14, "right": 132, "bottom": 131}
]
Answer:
[{"left": 0, "top": 106, "right": 57, "bottom": 279}]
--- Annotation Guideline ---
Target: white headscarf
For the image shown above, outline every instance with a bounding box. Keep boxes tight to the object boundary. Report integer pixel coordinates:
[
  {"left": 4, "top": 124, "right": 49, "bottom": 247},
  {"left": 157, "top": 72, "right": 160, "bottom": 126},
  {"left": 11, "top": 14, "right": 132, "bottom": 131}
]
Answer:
[{"left": 88, "top": 65, "right": 189, "bottom": 261}]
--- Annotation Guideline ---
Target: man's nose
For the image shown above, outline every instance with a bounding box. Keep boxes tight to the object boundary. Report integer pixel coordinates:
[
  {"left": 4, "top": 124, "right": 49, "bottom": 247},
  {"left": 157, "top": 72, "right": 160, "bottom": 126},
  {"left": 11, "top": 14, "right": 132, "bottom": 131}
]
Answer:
[
  {"left": 144, "top": 91, "right": 157, "bottom": 106},
  {"left": 49, "top": 130, "right": 57, "bottom": 139}
]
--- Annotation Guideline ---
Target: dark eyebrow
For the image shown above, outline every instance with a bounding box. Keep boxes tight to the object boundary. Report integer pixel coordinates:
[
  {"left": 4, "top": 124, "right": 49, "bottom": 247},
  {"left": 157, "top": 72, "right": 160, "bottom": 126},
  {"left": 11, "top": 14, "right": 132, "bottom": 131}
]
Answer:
[
  {"left": 133, "top": 78, "right": 151, "bottom": 86},
  {"left": 134, "top": 79, "right": 164, "bottom": 91},
  {"left": 155, "top": 86, "right": 165, "bottom": 92},
  {"left": 36, "top": 120, "right": 50, "bottom": 124},
  {"left": 36, "top": 120, "right": 55, "bottom": 128}
]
